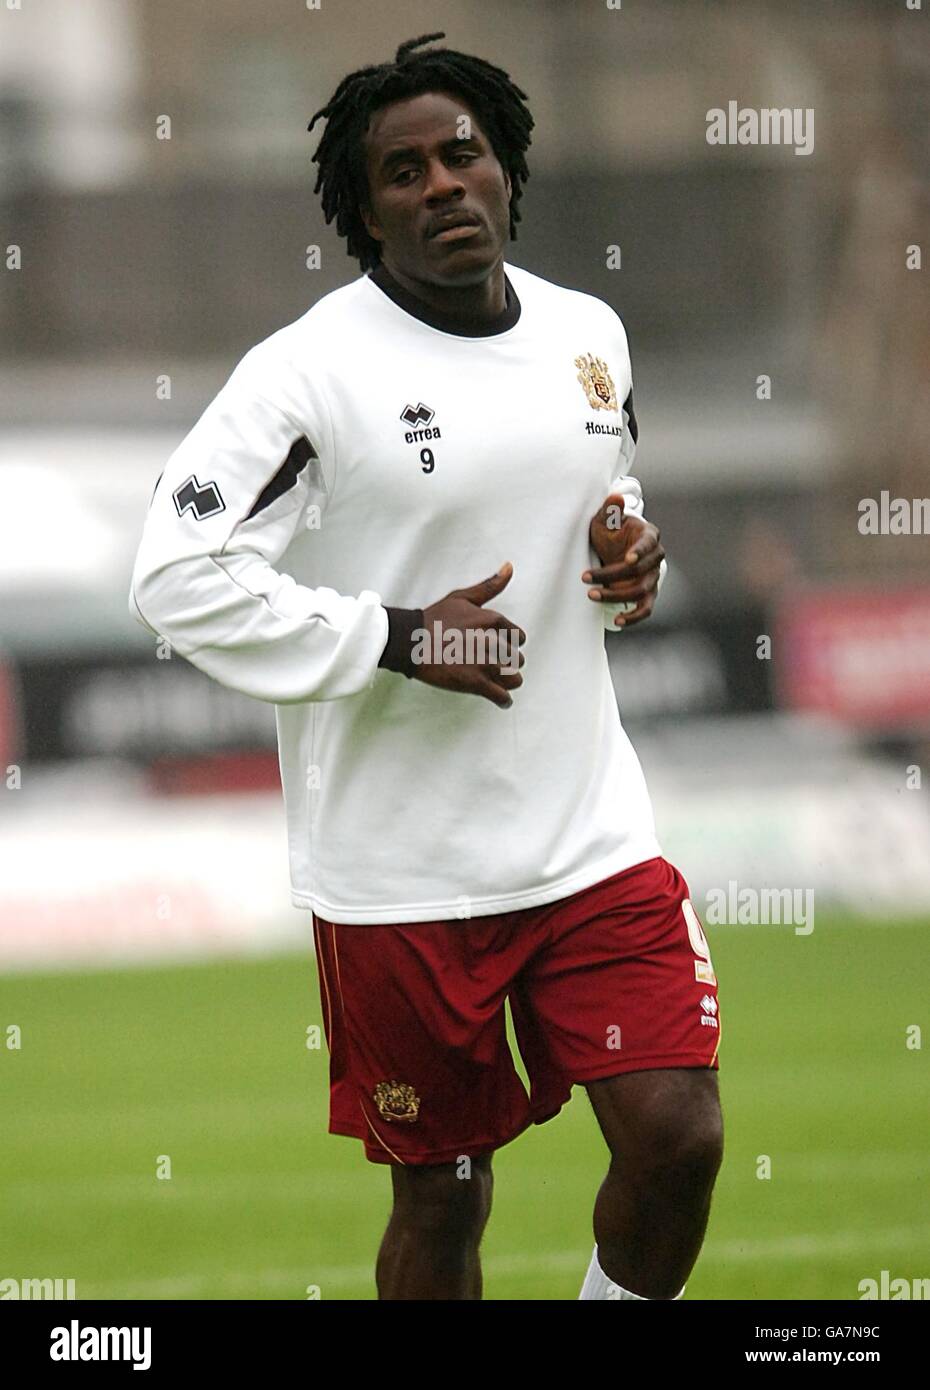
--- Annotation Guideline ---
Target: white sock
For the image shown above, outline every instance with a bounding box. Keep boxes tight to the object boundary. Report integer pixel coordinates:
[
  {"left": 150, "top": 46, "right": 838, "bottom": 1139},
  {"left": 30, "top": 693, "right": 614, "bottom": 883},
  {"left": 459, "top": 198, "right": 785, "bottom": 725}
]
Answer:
[{"left": 578, "top": 1245, "right": 685, "bottom": 1300}]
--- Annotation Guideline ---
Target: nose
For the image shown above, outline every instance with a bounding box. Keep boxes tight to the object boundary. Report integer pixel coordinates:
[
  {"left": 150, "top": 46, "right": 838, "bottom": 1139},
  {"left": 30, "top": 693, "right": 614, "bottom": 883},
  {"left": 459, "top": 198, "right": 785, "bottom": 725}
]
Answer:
[{"left": 423, "top": 157, "right": 466, "bottom": 204}]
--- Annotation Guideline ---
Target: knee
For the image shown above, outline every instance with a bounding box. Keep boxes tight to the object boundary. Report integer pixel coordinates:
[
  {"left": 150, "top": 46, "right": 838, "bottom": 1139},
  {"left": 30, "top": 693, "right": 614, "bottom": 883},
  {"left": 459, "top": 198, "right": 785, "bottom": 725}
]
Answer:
[
  {"left": 672, "top": 1108, "right": 724, "bottom": 1189},
  {"left": 392, "top": 1158, "right": 493, "bottom": 1240},
  {"left": 631, "top": 1099, "right": 724, "bottom": 1192}
]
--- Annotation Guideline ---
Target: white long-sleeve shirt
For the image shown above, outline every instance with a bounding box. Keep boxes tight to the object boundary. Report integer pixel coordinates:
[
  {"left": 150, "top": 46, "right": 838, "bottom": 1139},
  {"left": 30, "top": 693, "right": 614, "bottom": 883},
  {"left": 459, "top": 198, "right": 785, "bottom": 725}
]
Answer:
[{"left": 129, "top": 261, "right": 663, "bottom": 922}]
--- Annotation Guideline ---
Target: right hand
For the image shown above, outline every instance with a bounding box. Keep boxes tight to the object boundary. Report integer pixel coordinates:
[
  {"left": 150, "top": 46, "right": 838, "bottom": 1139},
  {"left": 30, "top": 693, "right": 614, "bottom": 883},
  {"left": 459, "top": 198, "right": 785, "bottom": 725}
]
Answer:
[{"left": 413, "top": 562, "right": 526, "bottom": 709}]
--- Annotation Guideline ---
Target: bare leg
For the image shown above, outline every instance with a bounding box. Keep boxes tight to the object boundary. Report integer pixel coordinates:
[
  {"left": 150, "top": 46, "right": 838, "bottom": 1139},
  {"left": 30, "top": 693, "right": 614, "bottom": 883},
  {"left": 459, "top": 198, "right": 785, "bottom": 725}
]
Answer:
[
  {"left": 584, "top": 1068, "right": 724, "bottom": 1299},
  {"left": 376, "top": 1155, "right": 494, "bottom": 1300}
]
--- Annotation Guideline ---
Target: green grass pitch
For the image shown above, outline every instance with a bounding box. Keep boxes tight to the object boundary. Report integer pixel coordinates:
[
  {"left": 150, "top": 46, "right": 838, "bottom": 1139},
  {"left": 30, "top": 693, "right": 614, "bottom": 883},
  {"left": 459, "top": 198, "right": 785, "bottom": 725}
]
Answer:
[{"left": 2, "top": 916, "right": 928, "bottom": 1300}]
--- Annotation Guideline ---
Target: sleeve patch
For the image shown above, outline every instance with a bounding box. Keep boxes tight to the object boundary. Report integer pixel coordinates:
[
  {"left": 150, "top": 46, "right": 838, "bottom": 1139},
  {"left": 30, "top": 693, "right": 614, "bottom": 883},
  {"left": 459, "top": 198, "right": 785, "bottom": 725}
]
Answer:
[{"left": 173, "top": 474, "right": 226, "bottom": 520}]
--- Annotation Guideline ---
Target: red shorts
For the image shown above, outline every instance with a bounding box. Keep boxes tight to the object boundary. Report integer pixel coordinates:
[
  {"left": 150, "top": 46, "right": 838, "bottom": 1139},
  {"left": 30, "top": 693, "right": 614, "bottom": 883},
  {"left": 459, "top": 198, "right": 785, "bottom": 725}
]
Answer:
[{"left": 312, "top": 856, "right": 721, "bottom": 1166}]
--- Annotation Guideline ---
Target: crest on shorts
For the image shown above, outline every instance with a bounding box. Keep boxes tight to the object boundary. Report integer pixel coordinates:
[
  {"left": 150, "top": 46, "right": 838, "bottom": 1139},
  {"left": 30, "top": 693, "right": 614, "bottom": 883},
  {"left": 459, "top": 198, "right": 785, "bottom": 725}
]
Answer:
[
  {"left": 575, "top": 353, "right": 618, "bottom": 412},
  {"left": 373, "top": 1080, "right": 420, "bottom": 1124}
]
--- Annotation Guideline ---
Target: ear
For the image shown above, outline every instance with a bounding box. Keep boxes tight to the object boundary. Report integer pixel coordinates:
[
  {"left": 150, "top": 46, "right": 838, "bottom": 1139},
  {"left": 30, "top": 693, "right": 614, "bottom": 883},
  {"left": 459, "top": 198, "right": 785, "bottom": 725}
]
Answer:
[
  {"left": 504, "top": 170, "right": 512, "bottom": 199},
  {"left": 360, "top": 203, "right": 383, "bottom": 244}
]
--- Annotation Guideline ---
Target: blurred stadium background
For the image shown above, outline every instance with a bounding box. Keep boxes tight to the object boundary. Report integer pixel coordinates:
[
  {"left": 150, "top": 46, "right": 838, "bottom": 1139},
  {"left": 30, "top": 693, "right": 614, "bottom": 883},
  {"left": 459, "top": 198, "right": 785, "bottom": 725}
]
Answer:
[{"left": 1, "top": 0, "right": 928, "bottom": 1300}]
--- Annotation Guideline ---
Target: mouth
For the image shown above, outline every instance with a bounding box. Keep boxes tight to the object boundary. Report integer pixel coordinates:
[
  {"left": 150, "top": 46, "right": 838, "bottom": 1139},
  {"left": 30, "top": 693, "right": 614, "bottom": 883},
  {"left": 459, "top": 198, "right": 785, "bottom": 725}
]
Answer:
[{"left": 428, "top": 215, "right": 482, "bottom": 242}]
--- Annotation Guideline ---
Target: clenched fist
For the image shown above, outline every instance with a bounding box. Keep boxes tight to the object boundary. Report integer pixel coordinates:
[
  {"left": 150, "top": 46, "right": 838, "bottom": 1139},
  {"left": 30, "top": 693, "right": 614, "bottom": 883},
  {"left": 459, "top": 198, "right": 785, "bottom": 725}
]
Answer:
[{"left": 584, "top": 493, "right": 665, "bottom": 628}]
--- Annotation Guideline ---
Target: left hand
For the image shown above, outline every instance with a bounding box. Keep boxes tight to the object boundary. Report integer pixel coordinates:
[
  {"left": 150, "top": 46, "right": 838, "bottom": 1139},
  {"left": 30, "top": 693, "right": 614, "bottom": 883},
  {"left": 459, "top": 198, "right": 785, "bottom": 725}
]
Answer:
[{"left": 583, "top": 493, "right": 665, "bottom": 628}]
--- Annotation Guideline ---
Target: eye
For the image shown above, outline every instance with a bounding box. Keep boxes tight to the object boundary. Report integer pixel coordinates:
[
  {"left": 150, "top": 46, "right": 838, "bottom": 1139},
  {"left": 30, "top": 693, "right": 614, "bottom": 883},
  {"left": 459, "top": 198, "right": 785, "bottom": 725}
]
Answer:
[
  {"left": 392, "top": 168, "right": 418, "bottom": 185},
  {"left": 449, "top": 151, "right": 478, "bottom": 165}
]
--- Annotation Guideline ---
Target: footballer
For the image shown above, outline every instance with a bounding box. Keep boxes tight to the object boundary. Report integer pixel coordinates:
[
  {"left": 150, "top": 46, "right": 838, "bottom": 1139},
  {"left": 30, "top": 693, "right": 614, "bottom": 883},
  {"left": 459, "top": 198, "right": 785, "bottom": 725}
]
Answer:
[{"left": 129, "top": 33, "right": 724, "bottom": 1301}]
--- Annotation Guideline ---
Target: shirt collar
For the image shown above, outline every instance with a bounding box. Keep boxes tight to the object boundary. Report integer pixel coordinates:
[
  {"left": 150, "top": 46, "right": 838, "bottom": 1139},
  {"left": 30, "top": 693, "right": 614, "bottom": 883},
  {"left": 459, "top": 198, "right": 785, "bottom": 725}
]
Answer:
[{"left": 367, "top": 261, "right": 521, "bottom": 338}]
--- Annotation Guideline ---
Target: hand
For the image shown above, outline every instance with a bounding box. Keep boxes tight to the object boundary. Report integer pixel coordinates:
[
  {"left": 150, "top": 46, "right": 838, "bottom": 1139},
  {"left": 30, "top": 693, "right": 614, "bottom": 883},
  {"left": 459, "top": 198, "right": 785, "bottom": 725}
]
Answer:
[
  {"left": 583, "top": 493, "right": 665, "bottom": 628},
  {"left": 414, "top": 563, "right": 526, "bottom": 709}
]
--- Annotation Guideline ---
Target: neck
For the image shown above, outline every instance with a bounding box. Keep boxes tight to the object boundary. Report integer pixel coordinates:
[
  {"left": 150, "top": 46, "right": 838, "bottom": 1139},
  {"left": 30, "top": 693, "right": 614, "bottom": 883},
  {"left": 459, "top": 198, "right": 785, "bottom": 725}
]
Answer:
[{"left": 378, "top": 256, "right": 507, "bottom": 323}]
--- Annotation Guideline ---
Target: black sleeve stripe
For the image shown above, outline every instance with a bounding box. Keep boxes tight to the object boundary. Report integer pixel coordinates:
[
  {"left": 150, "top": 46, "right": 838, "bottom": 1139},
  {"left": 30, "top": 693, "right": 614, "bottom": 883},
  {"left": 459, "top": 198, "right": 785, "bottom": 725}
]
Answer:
[
  {"left": 245, "top": 436, "right": 317, "bottom": 520},
  {"left": 622, "top": 390, "right": 638, "bottom": 445}
]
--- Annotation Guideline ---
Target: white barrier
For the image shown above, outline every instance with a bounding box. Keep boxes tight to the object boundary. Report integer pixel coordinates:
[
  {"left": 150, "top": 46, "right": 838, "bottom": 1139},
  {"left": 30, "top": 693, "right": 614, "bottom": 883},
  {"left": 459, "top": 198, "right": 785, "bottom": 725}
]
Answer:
[
  {"left": 0, "top": 790, "right": 311, "bottom": 972},
  {"left": 1, "top": 737, "right": 928, "bottom": 972}
]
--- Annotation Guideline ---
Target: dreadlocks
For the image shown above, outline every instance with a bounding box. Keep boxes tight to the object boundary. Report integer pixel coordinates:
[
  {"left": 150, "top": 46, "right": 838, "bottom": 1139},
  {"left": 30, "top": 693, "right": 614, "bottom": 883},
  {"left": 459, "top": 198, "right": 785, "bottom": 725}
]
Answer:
[{"left": 307, "top": 32, "right": 534, "bottom": 271}]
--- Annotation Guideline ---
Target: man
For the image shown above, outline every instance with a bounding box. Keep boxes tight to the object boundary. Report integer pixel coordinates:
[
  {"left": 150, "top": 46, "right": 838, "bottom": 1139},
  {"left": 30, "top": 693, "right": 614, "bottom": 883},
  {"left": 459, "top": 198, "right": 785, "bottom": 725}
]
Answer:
[{"left": 129, "top": 32, "right": 723, "bottom": 1302}]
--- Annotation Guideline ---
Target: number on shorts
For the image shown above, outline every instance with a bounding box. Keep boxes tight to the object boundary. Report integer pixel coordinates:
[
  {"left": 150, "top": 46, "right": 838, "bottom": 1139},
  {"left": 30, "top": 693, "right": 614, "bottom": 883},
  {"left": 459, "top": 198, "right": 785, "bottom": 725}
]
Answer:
[{"left": 682, "top": 898, "right": 717, "bottom": 985}]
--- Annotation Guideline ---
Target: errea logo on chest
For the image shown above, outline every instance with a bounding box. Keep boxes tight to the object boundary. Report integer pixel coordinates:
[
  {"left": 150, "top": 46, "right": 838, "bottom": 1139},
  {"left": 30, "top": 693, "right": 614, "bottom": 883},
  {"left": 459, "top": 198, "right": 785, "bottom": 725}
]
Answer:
[{"left": 399, "top": 401, "right": 442, "bottom": 443}]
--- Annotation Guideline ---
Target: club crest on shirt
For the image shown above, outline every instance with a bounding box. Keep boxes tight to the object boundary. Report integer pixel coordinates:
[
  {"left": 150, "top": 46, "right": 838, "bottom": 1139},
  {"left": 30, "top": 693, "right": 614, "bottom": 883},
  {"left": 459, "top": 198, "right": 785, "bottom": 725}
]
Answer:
[
  {"left": 373, "top": 1080, "right": 420, "bottom": 1123},
  {"left": 575, "top": 353, "right": 618, "bottom": 412}
]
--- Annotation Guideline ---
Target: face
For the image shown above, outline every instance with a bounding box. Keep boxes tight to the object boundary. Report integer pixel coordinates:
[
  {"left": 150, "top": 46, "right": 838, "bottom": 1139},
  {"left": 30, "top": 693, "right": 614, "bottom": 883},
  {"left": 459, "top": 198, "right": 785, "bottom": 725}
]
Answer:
[{"left": 360, "top": 90, "right": 513, "bottom": 285}]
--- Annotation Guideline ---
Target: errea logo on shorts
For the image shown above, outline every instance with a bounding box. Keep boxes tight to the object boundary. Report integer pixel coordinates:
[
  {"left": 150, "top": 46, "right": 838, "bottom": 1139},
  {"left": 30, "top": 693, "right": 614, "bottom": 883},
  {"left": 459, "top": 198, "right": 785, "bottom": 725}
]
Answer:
[{"left": 700, "top": 995, "right": 719, "bottom": 1029}]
